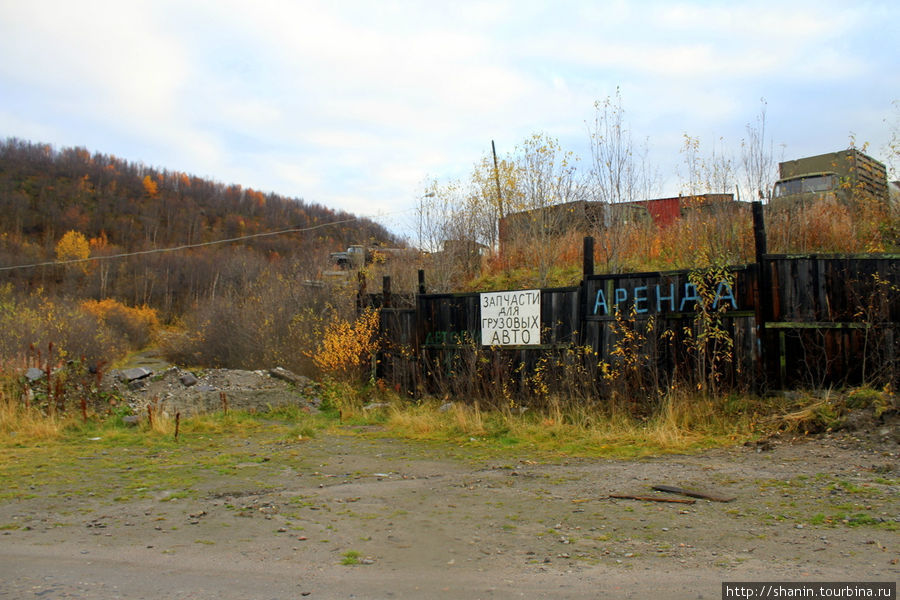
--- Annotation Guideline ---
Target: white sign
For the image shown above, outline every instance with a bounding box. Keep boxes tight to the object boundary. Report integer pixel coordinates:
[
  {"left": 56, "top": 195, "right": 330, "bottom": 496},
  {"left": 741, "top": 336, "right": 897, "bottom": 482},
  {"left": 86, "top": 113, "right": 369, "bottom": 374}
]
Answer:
[{"left": 480, "top": 289, "right": 541, "bottom": 346}]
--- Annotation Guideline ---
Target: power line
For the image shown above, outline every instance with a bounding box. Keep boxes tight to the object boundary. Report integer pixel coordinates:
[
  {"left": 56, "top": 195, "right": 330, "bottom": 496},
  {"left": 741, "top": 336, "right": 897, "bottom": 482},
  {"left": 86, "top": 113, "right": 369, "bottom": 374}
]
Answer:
[{"left": 0, "top": 217, "right": 359, "bottom": 272}]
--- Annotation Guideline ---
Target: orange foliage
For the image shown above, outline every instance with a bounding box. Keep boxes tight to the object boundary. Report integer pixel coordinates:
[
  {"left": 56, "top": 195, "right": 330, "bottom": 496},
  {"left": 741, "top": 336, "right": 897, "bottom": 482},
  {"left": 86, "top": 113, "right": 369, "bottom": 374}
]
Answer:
[
  {"left": 88, "top": 231, "right": 109, "bottom": 252},
  {"left": 766, "top": 198, "right": 863, "bottom": 254},
  {"left": 247, "top": 189, "right": 266, "bottom": 208},
  {"left": 487, "top": 194, "right": 892, "bottom": 285},
  {"left": 80, "top": 299, "right": 159, "bottom": 349},
  {"left": 142, "top": 175, "right": 158, "bottom": 198}
]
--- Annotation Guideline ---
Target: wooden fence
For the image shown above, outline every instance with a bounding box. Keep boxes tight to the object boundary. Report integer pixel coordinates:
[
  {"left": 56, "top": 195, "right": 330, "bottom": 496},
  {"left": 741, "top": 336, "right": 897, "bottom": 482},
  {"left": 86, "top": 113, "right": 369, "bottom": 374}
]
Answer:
[{"left": 369, "top": 206, "right": 898, "bottom": 400}]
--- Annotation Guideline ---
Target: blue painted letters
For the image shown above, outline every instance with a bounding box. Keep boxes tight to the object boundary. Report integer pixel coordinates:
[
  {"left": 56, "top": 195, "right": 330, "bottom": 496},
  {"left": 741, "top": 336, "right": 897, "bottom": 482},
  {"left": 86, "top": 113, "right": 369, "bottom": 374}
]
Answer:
[{"left": 591, "top": 281, "right": 738, "bottom": 316}]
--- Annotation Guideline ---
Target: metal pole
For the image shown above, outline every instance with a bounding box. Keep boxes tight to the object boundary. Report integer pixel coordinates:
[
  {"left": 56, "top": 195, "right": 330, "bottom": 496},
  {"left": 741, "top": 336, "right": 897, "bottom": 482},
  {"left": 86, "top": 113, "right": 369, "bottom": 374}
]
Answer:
[{"left": 492, "top": 140, "right": 503, "bottom": 221}]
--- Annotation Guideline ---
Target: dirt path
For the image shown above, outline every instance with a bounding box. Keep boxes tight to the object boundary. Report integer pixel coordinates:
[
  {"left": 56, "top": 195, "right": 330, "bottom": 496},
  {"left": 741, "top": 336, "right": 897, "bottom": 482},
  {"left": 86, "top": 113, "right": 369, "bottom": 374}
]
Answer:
[{"left": 1, "top": 430, "right": 897, "bottom": 599}]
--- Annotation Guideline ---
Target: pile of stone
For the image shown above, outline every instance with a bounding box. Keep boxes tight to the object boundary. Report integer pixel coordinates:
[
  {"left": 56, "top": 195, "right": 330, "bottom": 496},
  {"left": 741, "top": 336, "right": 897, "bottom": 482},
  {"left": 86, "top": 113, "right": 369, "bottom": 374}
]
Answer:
[{"left": 104, "top": 365, "right": 322, "bottom": 418}]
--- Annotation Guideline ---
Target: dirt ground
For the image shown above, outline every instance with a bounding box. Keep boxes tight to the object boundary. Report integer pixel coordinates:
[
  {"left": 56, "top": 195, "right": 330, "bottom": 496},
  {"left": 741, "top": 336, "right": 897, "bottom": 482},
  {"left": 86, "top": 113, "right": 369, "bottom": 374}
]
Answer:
[{"left": 1, "top": 419, "right": 897, "bottom": 600}]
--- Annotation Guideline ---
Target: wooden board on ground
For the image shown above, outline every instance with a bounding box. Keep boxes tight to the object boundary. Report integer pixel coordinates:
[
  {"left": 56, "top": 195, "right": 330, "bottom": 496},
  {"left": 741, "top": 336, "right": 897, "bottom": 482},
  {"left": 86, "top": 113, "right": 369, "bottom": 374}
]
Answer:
[
  {"left": 652, "top": 484, "right": 736, "bottom": 502},
  {"left": 609, "top": 494, "right": 696, "bottom": 505}
]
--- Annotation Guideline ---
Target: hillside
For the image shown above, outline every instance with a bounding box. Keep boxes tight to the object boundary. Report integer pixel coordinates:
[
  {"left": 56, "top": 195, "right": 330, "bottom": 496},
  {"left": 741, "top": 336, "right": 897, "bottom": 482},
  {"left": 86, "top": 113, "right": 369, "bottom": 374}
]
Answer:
[{"left": 0, "top": 137, "right": 398, "bottom": 315}]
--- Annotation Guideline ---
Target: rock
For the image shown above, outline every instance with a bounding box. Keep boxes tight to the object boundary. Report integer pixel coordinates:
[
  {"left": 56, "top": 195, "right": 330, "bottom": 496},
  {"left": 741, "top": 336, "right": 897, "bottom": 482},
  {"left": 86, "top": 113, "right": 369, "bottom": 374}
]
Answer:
[
  {"left": 179, "top": 373, "right": 199, "bottom": 387},
  {"left": 118, "top": 367, "right": 153, "bottom": 383},
  {"left": 877, "top": 426, "right": 899, "bottom": 443},
  {"left": 269, "top": 367, "right": 310, "bottom": 387},
  {"left": 364, "top": 402, "right": 390, "bottom": 411},
  {"left": 439, "top": 402, "right": 455, "bottom": 412},
  {"left": 122, "top": 415, "right": 140, "bottom": 426},
  {"left": 196, "top": 384, "right": 216, "bottom": 392},
  {"left": 24, "top": 367, "right": 45, "bottom": 382}
]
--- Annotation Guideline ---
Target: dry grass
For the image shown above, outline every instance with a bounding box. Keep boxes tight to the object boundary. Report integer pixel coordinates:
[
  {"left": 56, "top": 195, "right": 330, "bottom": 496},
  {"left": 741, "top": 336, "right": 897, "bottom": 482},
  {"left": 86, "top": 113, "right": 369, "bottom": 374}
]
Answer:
[
  {"left": 0, "top": 384, "right": 70, "bottom": 442},
  {"left": 384, "top": 387, "right": 768, "bottom": 457},
  {"left": 2, "top": 366, "right": 890, "bottom": 459},
  {"left": 387, "top": 400, "right": 487, "bottom": 437}
]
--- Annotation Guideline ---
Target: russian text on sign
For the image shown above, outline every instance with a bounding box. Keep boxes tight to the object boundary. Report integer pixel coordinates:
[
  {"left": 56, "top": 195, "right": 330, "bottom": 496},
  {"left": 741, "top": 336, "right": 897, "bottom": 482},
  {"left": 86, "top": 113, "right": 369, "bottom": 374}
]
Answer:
[{"left": 480, "top": 289, "right": 541, "bottom": 346}]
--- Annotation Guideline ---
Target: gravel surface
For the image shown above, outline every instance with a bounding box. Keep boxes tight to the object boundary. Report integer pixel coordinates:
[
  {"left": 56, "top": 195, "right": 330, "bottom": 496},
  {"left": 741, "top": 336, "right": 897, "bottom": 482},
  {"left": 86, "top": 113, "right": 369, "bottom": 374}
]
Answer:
[{"left": 1, "top": 424, "right": 897, "bottom": 599}]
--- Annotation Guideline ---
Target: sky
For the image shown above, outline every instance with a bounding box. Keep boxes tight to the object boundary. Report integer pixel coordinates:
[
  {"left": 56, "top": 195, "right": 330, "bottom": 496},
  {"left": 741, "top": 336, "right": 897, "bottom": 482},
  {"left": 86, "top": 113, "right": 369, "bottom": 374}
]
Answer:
[{"left": 1, "top": 0, "right": 897, "bottom": 239}]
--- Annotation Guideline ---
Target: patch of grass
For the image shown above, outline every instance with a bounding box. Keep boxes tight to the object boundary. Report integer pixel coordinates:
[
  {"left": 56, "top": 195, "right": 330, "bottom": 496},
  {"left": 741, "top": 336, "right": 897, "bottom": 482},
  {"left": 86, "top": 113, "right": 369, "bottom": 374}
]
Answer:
[
  {"left": 383, "top": 389, "right": 767, "bottom": 457},
  {"left": 845, "top": 513, "right": 881, "bottom": 527},
  {"left": 809, "top": 512, "right": 897, "bottom": 530},
  {"left": 831, "top": 480, "right": 865, "bottom": 494},
  {"left": 764, "top": 386, "right": 898, "bottom": 434},
  {"left": 0, "top": 384, "right": 73, "bottom": 443},
  {"left": 846, "top": 387, "right": 896, "bottom": 417},
  {"left": 159, "top": 490, "right": 191, "bottom": 502},
  {"left": 340, "top": 550, "right": 361, "bottom": 565}
]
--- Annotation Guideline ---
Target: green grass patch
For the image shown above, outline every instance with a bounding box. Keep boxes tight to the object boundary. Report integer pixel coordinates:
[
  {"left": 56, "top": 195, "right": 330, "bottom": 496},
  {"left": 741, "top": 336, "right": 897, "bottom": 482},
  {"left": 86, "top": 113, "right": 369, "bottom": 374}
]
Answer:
[
  {"left": 831, "top": 480, "right": 865, "bottom": 494},
  {"left": 159, "top": 490, "right": 191, "bottom": 502},
  {"left": 808, "top": 512, "right": 896, "bottom": 530},
  {"left": 0, "top": 405, "right": 330, "bottom": 503}
]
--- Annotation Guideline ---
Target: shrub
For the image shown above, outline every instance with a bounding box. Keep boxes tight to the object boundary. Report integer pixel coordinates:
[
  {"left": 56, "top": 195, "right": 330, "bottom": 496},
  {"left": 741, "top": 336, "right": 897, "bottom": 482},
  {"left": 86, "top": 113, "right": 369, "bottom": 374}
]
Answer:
[
  {"left": 310, "top": 307, "right": 381, "bottom": 383},
  {"left": 160, "top": 266, "right": 356, "bottom": 375},
  {"left": 0, "top": 285, "right": 123, "bottom": 367},
  {"left": 80, "top": 299, "right": 159, "bottom": 349}
]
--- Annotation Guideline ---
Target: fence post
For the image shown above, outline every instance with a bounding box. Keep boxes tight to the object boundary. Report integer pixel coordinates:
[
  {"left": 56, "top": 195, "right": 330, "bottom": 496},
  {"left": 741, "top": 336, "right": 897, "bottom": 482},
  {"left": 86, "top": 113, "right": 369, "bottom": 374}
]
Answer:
[
  {"left": 583, "top": 236, "right": 594, "bottom": 277},
  {"left": 752, "top": 201, "right": 767, "bottom": 262},
  {"left": 751, "top": 201, "right": 771, "bottom": 390},
  {"left": 578, "top": 236, "right": 595, "bottom": 348},
  {"left": 356, "top": 271, "right": 367, "bottom": 313},
  {"left": 414, "top": 272, "right": 427, "bottom": 397},
  {"left": 382, "top": 276, "right": 392, "bottom": 309}
]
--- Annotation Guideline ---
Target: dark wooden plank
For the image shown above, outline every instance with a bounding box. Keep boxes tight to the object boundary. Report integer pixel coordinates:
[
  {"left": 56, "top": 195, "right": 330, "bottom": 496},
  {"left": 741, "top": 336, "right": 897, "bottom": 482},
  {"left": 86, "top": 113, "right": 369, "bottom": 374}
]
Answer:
[
  {"left": 652, "top": 485, "right": 736, "bottom": 502},
  {"left": 609, "top": 494, "right": 696, "bottom": 505}
]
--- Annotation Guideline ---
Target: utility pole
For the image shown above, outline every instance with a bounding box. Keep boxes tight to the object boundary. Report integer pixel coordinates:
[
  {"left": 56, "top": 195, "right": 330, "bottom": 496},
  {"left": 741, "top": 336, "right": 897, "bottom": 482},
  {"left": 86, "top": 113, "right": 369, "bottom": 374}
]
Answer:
[{"left": 491, "top": 140, "right": 503, "bottom": 221}]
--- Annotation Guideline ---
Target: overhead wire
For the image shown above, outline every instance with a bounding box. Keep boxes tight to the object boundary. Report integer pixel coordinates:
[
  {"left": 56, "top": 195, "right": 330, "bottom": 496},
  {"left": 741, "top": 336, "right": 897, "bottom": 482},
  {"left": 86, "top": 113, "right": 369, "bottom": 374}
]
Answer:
[{"left": 0, "top": 217, "right": 360, "bottom": 272}]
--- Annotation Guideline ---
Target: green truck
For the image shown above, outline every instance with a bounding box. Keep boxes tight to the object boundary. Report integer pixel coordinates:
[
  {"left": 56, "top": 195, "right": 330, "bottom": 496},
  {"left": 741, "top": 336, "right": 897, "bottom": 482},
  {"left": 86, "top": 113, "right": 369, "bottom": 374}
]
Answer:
[{"left": 771, "top": 149, "right": 888, "bottom": 208}]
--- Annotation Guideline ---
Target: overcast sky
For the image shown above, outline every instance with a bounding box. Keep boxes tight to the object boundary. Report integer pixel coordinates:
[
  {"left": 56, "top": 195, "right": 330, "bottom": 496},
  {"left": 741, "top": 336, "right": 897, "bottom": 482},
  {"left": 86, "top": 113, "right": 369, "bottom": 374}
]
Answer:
[{"left": 1, "top": 0, "right": 897, "bottom": 237}]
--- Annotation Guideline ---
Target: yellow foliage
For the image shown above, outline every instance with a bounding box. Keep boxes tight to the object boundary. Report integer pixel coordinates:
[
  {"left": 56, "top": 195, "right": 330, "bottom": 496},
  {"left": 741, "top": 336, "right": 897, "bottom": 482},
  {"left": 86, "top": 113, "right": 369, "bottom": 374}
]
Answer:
[
  {"left": 55, "top": 230, "right": 90, "bottom": 271},
  {"left": 311, "top": 307, "right": 380, "bottom": 381}
]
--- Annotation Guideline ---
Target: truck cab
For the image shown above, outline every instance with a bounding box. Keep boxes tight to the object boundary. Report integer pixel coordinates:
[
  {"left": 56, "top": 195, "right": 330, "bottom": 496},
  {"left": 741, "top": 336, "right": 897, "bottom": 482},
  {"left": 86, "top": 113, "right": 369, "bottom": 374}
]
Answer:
[
  {"left": 773, "top": 172, "right": 838, "bottom": 198},
  {"left": 770, "top": 149, "right": 888, "bottom": 210}
]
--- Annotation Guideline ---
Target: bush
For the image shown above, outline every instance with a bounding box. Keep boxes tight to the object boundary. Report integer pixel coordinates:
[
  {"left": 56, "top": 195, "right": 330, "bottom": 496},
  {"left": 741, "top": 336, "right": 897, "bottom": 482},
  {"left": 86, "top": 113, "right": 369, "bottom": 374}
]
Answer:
[
  {"left": 310, "top": 307, "right": 381, "bottom": 383},
  {"left": 80, "top": 299, "right": 159, "bottom": 349},
  {"left": 0, "top": 285, "right": 124, "bottom": 367},
  {"left": 161, "top": 267, "right": 356, "bottom": 375}
]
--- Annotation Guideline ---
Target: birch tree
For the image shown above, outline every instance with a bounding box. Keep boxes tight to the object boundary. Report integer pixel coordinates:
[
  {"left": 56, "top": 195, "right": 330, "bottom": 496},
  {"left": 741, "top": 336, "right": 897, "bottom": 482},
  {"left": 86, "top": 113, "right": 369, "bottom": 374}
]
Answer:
[
  {"left": 740, "top": 99, "right": 777, "bottom": 202},
  {"left": 586, "top": 87, "right": 658, "bottom": 206}
]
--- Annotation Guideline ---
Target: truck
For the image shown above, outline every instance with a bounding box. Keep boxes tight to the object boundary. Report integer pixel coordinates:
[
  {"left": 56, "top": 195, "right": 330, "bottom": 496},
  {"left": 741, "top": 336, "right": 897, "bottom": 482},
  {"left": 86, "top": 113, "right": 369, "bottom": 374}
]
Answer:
[
  {"left": 329, "top": 245, "right": 367, "bottom": 270},
  {"left": 771, "top": 149, "right": 888, "bottom": 209}
]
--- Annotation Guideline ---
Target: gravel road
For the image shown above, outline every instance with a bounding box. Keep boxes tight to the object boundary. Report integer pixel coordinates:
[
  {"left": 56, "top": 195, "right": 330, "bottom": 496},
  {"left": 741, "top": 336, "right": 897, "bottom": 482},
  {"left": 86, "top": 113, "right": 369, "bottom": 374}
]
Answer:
[{"left": 1, "top": 428, "right": 897, "bottom": 599}]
